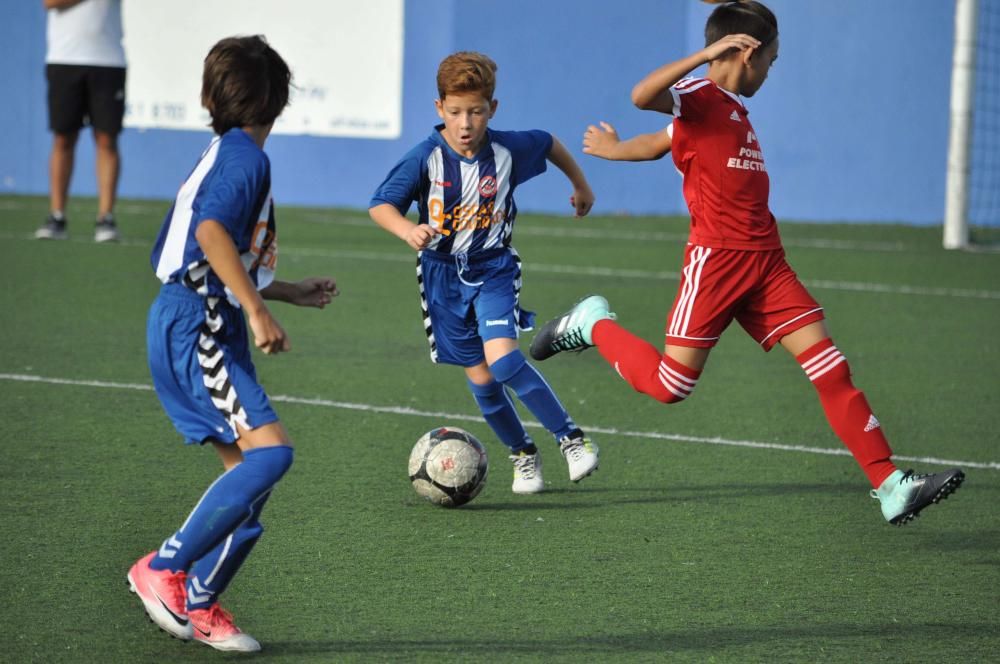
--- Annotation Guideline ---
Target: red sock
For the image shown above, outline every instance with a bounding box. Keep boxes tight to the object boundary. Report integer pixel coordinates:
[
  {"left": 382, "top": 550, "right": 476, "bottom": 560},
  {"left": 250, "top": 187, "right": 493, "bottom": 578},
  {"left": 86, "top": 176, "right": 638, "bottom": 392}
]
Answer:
[
  {"left": 797, "top": 338, "right": 896, "bottom": 487},
  {"left": 592, "top": 319, "right": 701, "bottom": 403}
]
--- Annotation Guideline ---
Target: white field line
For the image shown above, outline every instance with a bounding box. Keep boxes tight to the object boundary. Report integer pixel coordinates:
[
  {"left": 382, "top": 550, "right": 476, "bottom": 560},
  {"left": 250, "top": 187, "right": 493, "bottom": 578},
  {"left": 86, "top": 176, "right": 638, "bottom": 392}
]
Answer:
[
  {"left": 3, "top": 230, "right": 998, "bottom": 300},
  {"left": 3, "top": 372, "right": 997, "bottom": 471}
]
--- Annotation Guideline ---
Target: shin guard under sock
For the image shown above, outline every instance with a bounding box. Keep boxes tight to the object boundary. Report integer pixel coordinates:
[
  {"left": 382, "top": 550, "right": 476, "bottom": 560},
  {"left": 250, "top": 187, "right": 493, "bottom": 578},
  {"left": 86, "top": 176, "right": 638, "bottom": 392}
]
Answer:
[
  {"left": 467, "top": 378, "right": 533, "bottom": 452},
  {"left": 797, "top": 338, "right": 895, "bottom": 487},
  {"left": 150, "top": 445, "right": 294, "bottom": 572},
  {"left": 490, "top": 350, "right": 575, "bottom": 440}
]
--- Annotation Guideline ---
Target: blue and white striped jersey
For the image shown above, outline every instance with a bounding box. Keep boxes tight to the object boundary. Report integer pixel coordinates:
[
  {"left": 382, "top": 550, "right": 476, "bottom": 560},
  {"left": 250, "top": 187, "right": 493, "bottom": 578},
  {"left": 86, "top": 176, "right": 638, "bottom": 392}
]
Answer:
[
  {"left": 150, "top": 128, "right": 277, "bottom": 305},
  {"left": 370, "top": 124, "right": 552, "bottom": 256}
]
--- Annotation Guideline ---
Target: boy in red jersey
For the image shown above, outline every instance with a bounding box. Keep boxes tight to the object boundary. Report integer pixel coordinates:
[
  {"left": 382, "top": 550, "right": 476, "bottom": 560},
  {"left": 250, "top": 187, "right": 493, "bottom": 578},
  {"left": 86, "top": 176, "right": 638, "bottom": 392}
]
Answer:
[{"left": 531, "top": 0, "right": 963, "bottom": 526}]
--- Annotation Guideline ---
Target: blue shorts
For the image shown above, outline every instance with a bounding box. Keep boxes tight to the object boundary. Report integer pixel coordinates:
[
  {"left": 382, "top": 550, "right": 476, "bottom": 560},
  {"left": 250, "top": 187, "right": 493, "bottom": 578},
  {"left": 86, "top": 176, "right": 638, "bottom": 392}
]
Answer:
[
  {"left": 417, "top": 248, "right": 535, "bottom": 367},
  {"left": 147, "top": 283, "right": 278, "bottom": 445}
]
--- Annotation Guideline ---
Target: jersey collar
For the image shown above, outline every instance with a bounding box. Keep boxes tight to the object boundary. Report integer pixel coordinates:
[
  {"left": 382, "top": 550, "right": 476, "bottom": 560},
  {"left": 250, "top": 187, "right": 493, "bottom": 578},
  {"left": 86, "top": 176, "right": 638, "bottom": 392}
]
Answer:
[{"left": 710, "top": 82, "right": 747, "bottom": 111}]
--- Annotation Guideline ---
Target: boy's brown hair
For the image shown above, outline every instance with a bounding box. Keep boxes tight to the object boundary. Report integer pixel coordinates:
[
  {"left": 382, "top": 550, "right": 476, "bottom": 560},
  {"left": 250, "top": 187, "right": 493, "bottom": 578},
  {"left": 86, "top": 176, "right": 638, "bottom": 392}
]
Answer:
[
  {"left": 436, "top": 51, "right": 497, "bottom": 101},
  {"left": 201, "top": 35, "right": 292, "bottom": 135}
]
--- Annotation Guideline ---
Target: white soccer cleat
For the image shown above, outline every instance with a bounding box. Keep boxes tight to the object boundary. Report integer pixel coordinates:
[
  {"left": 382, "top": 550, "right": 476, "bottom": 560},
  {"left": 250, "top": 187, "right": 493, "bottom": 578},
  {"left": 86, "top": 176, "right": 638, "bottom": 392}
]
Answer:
[
  {"left": 559, "top": 431, "right": 599, "bottom": 482},
  {"left": 510, "top": 449, "right": 544, "bottom": 494}
]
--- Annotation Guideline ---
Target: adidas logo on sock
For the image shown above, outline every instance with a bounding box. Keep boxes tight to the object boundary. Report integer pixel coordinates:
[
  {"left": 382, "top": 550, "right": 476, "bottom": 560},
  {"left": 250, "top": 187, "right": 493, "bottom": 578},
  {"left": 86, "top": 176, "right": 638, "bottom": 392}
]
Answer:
[{"left": 864, "top": 414, "right": 881, "bottom": 432}]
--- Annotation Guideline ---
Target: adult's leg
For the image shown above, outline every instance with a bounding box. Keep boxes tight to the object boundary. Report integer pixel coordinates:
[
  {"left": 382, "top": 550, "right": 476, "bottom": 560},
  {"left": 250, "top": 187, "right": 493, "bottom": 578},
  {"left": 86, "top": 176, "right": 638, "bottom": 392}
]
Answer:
[
  {"left": 49, "top": 131, "right": 78, "bottom": 215},
  {"left": 93, "top": 129, "right": 120, "bottom": 218}
]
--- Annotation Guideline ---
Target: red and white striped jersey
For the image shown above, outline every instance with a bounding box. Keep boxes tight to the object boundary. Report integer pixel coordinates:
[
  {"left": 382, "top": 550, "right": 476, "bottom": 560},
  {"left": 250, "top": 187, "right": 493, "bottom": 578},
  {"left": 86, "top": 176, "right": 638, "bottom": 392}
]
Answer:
[{"left": 669, "top": 77, "right": 782, "bottom": 250}]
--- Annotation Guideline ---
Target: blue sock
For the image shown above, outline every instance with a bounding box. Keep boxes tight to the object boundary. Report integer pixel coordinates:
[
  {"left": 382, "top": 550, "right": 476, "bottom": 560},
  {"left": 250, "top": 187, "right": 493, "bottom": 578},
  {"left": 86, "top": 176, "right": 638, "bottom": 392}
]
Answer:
[
  {"left": 186, "top": 491, "right": 271, "bottom": 611},
  {"left": 150, "top": 445, "right": 293, "bottom": 573},
  {"left": 467, "top": 378, "right": 533, "bottom": 452},
  {"left": 490, "top": 350, "right": 576, "bottom": 440}
]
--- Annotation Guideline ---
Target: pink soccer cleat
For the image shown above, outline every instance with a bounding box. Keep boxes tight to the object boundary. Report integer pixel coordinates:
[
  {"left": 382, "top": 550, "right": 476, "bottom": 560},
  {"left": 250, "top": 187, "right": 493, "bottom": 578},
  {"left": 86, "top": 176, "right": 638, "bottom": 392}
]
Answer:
[
  {"left": 126, "top": 551, "right": 192, "bottom": 640},
  {"left": 189, "top": 603, "right": 262, "bottom": 652}
]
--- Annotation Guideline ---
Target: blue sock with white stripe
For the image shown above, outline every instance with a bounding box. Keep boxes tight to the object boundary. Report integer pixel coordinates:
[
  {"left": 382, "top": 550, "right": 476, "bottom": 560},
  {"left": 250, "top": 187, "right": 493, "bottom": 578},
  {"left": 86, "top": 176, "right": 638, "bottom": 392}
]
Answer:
[
  {"left": 185, "top": 491, "right": 271, "bottom": 610},
  {"left": 467, "top": 379, "right": 533, "bottom": 452},
  {"left": 150, "top": 445, "right": 293, "bottom": 573},
  {"left": 490, "top": 350, "right": 576, "bottom": 440}
]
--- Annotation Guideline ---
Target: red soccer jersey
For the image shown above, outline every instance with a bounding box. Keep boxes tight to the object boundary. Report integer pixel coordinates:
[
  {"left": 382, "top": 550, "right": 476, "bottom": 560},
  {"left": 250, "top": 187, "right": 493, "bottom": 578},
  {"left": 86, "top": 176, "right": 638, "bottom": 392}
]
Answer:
[{"left": 669, "top": 77, "right": 782, "bottom": 250}]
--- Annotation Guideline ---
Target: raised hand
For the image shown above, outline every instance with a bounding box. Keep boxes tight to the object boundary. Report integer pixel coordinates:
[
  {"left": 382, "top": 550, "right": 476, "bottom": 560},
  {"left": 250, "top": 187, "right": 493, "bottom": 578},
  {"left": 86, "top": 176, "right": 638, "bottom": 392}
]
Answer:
[
  {"left": 703, "top": 33, "right": 761, "bottom": 61},
  {"left": 583, "top": 122, "right": 621, "bottom": 159}
]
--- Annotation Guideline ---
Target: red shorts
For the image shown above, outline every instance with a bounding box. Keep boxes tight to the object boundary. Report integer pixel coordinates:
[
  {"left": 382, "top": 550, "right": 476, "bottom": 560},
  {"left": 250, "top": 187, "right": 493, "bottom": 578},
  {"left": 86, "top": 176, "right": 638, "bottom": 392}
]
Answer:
[{"left": 665, "top": 245, "right": 824, "bottom": 351}]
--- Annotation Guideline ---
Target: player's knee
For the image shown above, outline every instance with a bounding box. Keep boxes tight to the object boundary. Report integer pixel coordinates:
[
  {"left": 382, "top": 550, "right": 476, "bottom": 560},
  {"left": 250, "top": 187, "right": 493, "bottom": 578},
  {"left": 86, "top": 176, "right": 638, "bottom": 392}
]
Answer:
[
  {"left": 646, "top": 356, "right": 700, "bottom": 404},
  {"left": 798, "top": 338, "right": 852, "bottom": 388},
  {"left": 467, "top": 378, "right": 507, "bottom": 413},
  {"left": 488, "top": 349, "right": 528, "bottom": 385},
  {"left": 247, "top": 444, "right": 295, "bottom": 481},
  {"left": 649, "top": 381, "right": 695, "bottom": 404}
]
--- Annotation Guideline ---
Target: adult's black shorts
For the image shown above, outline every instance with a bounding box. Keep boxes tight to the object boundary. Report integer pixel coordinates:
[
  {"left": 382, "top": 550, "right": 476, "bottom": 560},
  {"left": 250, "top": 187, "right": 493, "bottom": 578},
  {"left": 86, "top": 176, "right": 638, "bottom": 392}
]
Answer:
[{"left": 46, "top": 63, "right": 127, "bottom": 135}]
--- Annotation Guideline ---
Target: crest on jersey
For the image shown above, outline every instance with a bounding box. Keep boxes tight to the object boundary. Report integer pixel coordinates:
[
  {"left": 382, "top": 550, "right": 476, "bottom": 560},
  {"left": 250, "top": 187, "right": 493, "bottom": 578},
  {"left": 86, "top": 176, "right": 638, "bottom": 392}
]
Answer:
[{"left": 478, "top": 175, "right": 497, "bottom": 197}]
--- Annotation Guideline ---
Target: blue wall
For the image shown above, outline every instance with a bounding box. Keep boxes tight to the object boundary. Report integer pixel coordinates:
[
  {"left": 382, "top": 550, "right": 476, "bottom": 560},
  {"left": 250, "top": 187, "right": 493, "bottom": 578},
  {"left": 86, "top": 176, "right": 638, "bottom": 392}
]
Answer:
[{"left": 0, "top": 0, "right": 957, "bottom": 224}]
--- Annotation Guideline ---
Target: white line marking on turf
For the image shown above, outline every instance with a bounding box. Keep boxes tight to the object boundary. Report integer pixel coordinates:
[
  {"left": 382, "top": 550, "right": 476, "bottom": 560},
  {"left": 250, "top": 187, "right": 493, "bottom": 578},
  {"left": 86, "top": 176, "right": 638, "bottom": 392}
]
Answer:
[
  {"left": 3, "top": 372, "right": 997, "bottom": 471},
  {"left": 3, "top": 230, "right": 998, "bottom": 300}
]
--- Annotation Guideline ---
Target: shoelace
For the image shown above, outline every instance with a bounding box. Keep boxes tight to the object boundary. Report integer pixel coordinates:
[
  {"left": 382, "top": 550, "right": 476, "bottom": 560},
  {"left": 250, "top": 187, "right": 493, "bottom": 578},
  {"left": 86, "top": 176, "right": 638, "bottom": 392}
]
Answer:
[
  {"left": 870, "top": 469, "right": 919, "bottom": 501},
  {"left": 551, "top": 328, "right": 588, "bottom": 352},
  {"left": 561, "top": 439, "right": 585, "bottom": 461},
  {"left": 200, "top": 603, "right": 236, "bottom": 629},
  {"left": 510, "top": 454, "right": 537, "bottom": 479},
  {"left": 167, "top": 571, "right": 188, "bottom": 609}
]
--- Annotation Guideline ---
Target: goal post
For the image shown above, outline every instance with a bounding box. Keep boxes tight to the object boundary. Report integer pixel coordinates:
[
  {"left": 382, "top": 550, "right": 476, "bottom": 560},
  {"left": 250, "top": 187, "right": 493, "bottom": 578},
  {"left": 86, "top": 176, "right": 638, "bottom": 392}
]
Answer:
[{"left": 944, "top": 0, "right": 978, "bottom": 250}]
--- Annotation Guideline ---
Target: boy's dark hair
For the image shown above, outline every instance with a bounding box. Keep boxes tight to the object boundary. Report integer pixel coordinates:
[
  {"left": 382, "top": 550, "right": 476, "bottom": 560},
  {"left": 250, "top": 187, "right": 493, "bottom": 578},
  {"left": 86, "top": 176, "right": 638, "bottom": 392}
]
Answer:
[
  {"left": 704, "top": 1, "right": 778, "bottom": 48},
  {"left": 436, "top": 51, "right": 497, "bottom": 101},
  {"left": 201, "top": 35, "right": 292, "bottom": 135}
]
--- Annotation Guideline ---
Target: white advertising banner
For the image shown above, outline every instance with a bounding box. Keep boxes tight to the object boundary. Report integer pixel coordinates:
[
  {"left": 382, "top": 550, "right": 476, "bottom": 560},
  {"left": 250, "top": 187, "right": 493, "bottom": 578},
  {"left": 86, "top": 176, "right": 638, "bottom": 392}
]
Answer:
[{"left": 122, "top": 0, "right": 404, "bottom": 138}]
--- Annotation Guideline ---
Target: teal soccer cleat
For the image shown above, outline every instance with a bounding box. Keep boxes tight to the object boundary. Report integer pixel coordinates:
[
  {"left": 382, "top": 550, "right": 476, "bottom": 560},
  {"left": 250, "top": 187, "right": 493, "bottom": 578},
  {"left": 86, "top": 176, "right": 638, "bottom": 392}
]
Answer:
[
  {"left": 529, "top": 295, "right": 615, "bottom": 361},
  {"left": 871, "top": 468, "right": 965, "bottom": 525}
]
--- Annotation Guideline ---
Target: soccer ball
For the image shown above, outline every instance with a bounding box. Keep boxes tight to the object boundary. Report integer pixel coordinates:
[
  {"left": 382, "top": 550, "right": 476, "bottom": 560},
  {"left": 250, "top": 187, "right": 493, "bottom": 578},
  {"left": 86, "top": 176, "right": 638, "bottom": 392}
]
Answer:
[{"left": 408, "top": 427, "right": 488, "bottom": 507}]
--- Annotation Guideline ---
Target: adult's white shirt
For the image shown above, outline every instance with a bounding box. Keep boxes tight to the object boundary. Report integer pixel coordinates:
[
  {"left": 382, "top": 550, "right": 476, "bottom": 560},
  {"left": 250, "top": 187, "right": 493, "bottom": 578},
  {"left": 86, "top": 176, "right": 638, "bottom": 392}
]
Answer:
[{"left": 46, "top": 0, "right": 125, "bottom": 67}]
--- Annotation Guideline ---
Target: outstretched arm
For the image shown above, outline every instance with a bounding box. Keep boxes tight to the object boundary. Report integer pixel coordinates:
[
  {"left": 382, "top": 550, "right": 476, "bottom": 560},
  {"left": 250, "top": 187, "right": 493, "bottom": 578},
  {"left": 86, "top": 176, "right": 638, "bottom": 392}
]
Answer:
[
  {"left": 261, "top": 277, "right": 339, "bottom": 308},
  {"left": 547, "top": 136, "right": 595, "bottom": 217},
  {"left": 583, "top": 121, "right": 672, "bottom": 162},
  {"left": 631, "top": 34, "right": 762, "bottom": 113}
]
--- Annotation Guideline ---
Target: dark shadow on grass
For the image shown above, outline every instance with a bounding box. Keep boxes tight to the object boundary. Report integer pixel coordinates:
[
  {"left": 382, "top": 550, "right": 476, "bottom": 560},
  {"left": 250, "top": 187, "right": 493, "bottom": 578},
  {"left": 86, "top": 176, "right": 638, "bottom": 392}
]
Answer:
[
  {"left": 252, "top": 621, "right": 999, "bottom": 658},
  {"left": 915, "top": 529, "right": 1000, "bottom": 555},
  {"left": 458, "top": 482, "right": 853, "bottom": 512}
]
